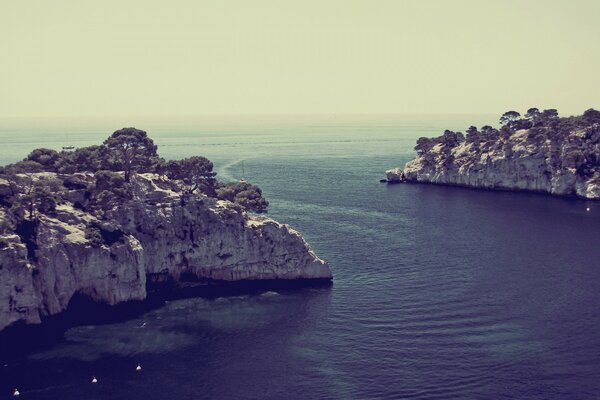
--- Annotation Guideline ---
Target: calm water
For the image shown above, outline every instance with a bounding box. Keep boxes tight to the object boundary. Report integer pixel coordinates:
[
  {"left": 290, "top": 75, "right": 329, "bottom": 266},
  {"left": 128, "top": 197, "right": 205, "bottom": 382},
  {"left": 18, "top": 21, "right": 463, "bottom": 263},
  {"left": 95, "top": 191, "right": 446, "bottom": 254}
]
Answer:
[{"left": 0, "top": 116, "right": 599, "bottom": 399}]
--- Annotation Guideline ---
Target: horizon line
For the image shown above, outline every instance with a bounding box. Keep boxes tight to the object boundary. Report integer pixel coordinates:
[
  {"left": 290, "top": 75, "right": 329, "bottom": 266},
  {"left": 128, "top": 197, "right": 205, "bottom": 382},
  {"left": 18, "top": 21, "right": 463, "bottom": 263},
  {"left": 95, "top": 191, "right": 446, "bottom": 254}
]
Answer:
[{"left": 0, "top": 110, "right": 589, "bottom": 120}]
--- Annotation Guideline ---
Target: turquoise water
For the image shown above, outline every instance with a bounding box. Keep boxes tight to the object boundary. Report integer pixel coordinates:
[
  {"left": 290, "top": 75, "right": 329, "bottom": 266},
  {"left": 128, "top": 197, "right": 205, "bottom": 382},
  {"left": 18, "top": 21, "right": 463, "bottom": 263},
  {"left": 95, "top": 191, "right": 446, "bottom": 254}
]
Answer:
[{"left": 1, "top": 115, "right": 599, "bottom": 399}]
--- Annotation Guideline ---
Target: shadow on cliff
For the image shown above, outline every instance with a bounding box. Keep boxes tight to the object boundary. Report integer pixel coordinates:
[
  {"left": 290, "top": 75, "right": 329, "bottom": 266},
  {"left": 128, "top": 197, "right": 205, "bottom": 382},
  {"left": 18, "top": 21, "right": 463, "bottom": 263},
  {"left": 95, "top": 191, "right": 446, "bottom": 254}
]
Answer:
[{"left": 0, "top": 278, "right": 332, "bottom": 360}]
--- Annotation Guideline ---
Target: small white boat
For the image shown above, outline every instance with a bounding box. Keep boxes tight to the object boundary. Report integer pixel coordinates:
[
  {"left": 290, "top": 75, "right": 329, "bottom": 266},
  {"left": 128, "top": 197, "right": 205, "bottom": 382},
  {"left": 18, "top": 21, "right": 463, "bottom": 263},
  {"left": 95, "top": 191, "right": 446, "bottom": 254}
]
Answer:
[
  {"left": 62, "top": 134, "right": 75, "bottom": 150},
  {"left": 92, "top": 376, "right": 98, "bottom": 384},
  {"left": 13, "top": 388, "right": 20, "bottom": 397},
  {"left": 136, "top": 364, "right": 142, "bottom": 372}
]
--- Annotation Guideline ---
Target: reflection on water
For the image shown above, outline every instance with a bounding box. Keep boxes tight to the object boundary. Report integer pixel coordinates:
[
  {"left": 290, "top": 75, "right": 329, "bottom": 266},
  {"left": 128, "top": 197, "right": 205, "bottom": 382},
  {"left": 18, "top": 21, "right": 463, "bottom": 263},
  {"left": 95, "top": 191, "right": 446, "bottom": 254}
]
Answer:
[
  {"left": 31, "top": 290, "right": 330, "bottom": 361},
  {"left": 1, "top": 288, "right": 333, "bottom": 399}
]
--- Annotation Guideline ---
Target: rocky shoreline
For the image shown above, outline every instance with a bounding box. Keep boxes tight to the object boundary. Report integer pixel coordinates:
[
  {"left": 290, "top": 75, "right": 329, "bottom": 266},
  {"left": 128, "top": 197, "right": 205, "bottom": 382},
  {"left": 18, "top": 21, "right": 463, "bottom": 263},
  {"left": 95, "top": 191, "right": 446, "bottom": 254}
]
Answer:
[{"left": 385, "top": 109, "right": 600, "bottom": 200}]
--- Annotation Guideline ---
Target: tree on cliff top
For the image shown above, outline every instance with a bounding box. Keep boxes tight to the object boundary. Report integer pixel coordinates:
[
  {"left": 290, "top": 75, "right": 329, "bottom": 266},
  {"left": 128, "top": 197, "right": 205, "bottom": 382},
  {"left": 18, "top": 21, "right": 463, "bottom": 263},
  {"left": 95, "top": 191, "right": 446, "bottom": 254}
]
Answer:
[
  {"left": 163, "top": 156, "right": 217, "bottom": 196},
  {"left": 415, "top": 137, "right": 435, "bottom": 155},
  {"left": 55, "top": 145, "right": 111, "bottom": 174},
  {"left": 499, "top": 111, "right": 521, "bottom": 129},
  {"left": 25, "top": 148, "right": 61, "bottom": 171},
  {"left": 583, "top": 108, "right": 600, "bottom": 123},
  {"left": 525, "top": 108, "right": 542, "bottom": 126},
  {"left": 442, "top": 130, "right": 464, "bottom": 147},
  {"left": 216, "top": 181, "right": 269, "bottom": 213},
  {"left": 103, "top": 128, "right": 159, "bottom": 181},
  {"left": 542, "top": 109, "right": 559, "bottom": 119}
]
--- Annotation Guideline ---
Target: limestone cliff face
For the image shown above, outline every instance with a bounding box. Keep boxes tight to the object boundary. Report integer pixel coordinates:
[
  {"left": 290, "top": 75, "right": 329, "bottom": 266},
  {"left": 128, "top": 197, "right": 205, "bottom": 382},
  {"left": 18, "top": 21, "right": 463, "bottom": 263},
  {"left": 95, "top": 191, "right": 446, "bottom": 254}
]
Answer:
[
  {"left": 0, "top": 174, "right": 331, "bottom": 332},
  {"left": 391, "top": 125, "right": 600, "bottom": 199}
]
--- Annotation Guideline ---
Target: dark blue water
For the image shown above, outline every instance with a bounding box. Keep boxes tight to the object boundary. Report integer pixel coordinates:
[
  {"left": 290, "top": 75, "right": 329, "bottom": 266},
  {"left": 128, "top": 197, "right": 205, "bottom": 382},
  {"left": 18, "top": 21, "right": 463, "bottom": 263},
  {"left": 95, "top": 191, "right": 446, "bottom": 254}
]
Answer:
[{"left": 1, "top": 116, "right": 599, "bottom": 399}]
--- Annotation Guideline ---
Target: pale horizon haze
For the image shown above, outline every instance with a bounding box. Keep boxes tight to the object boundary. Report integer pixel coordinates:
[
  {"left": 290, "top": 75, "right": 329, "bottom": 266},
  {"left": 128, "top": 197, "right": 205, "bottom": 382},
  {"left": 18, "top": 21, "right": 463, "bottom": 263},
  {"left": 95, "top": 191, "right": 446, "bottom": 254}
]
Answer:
[{"left": 1, "top": 0, "right": 599, "bottom": 118}]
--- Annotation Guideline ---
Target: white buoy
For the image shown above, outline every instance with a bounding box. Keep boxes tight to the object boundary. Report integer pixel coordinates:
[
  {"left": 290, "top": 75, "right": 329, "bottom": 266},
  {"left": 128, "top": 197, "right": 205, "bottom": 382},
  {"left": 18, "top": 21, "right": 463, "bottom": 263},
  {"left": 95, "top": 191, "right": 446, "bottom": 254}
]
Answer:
[
  {"left": 13, "top": 388, "right": 20, "bottom": 396},
  {"left": 586, "top": 207, "right": 590, "bottom": 211},
  {"left": 92, "top": 376, "right": 98, "bottom": 384},
  {"left": 136, "top": 364, "right": 142, "bottom": 372}
]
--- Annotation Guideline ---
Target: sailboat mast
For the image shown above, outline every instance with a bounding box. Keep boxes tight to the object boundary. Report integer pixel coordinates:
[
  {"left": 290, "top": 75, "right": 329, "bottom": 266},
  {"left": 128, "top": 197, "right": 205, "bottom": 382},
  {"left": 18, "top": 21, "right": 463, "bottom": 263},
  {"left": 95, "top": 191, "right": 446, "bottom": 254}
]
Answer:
[{"left": 240, "top": 161, "right": 247, "bottom": 183}]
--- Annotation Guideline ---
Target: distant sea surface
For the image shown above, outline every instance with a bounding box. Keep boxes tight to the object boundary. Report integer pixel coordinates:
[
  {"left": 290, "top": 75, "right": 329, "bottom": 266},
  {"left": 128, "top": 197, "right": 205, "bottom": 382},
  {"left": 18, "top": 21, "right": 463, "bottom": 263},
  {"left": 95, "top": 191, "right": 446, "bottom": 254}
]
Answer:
[{"left": 1, "top": 115, "right": 599, "bottom": 399}]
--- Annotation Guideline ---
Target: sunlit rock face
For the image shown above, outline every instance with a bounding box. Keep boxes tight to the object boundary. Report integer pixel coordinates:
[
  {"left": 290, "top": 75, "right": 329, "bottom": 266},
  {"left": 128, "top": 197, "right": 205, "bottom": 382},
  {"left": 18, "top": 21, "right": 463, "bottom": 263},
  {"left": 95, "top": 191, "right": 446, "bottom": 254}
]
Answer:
[
  {"left": 0, "top": 174, "right": 331, "bottom": 332},
  {"left": 396, "top": 125, "right": 600, "bottom": 199}
]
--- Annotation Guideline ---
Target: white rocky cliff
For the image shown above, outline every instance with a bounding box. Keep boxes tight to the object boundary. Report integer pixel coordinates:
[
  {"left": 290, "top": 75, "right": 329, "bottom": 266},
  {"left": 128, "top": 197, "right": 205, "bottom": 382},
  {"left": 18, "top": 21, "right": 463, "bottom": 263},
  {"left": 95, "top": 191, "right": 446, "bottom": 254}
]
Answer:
[
  {"left": 387, "top": 117, "right": 600, "bottom": 199},
  {"left": 0, "top": 174, "right": 331, "bottom": 332}
]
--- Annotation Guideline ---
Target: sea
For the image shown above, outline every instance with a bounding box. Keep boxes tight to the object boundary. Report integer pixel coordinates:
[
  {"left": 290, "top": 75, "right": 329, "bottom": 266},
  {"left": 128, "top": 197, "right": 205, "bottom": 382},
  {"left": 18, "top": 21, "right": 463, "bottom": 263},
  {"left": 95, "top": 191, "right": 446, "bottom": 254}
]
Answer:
[{"left": 0, "top": 115, "right": 599, "bottom": 399}]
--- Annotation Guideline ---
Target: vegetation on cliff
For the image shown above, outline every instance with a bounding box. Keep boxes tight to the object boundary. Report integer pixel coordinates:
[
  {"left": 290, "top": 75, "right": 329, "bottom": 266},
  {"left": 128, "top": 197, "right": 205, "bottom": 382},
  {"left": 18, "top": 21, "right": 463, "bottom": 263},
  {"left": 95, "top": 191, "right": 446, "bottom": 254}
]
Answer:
[
  {"left": 415, "top": 108, "right": 600, "bottom": 161},
  {"left": 402, "top": 108, "right": 600, "bottom": 198},
  {"left": 0, "top": 128, "right": 269, "bottom": 243}
]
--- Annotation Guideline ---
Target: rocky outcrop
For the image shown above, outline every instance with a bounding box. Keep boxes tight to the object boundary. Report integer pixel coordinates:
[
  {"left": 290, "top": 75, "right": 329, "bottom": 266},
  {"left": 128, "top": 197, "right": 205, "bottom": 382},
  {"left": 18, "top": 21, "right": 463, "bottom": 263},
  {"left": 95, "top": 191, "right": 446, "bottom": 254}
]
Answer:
[
  {"left": 390, "top": 124, "right": 600, "bottom": 199},
  {"left": 385, "top": 168, "right": 405, "bottom": 183},
  {"left": 0, "top": 174, "right": 331, "bottom": 332}
]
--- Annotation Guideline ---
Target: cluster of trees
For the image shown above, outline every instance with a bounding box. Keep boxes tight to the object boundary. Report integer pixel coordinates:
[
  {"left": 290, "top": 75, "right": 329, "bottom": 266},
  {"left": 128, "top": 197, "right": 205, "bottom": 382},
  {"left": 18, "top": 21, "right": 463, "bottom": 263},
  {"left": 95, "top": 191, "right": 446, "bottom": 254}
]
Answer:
[
  {"left": 498, "top": 108, "right": 600, "bottom": 131},
  {"left": 0, "top": 128, "right": 160, "bottom": 179},
  {"left": 414, "top": 108, "right": 600, "bottom": 155},
  {"left": 0, "top": 128, "right": 269, "bottom": 233},
  {"left": 162, "top": 156, "right": 217, "bottom": 197},
  {"left": 498, "top": 108, "right": 559, "bottom": 131}
]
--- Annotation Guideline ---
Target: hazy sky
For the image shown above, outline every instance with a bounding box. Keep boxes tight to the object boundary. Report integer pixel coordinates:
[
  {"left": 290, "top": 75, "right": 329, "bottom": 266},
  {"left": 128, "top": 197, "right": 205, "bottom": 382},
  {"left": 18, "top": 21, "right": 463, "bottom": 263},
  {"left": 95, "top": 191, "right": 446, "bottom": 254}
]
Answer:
[{"left": 1, "top": 0, "right": 599, "bottom": 117}]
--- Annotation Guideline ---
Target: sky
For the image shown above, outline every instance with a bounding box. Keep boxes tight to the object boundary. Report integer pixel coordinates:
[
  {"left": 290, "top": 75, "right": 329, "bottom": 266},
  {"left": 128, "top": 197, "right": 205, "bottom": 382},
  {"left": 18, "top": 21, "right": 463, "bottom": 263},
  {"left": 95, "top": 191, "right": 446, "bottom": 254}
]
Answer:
[{"left": 1, "top": 0, "right": 599, "bottom": 118}]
